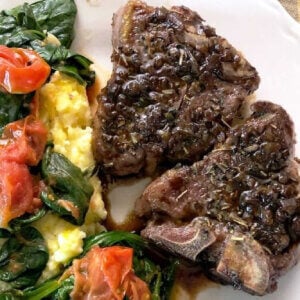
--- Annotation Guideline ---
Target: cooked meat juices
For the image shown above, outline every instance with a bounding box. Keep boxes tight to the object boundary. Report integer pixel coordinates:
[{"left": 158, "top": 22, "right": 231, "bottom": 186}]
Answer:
[
  {"left": 136, "top": 101, "right": 300, "bottom": 295},
  {"left": 93, "top": 0, "right": 259, "bottom": 176}
]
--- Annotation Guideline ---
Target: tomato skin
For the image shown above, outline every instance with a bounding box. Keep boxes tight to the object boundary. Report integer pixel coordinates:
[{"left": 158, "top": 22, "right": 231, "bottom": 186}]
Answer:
[
  {"left": 126, "top": 273, "right": 152, "bottom": 300},
  {"left": 0, "top": 116, "right": 48, "bottom": 166},
  {"left": 69, "top": 246, "right": 151, "bottom": 300},
  {"left": 0, "top": 115, "right": 47, "bottom": 226},
  {"left": 0, "top": 161, "right": 34, "bottom": 227},
  {"left": 0, "top": 45, "right": 50, "bottom": 94},
  {"left": 100, "top": 246, "right": 133, "bottom": 295}
]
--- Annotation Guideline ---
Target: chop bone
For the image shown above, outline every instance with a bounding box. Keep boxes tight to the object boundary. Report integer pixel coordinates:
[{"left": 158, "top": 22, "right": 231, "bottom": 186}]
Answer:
[{"left": 137, "top": 101, "right": 300, "bottom": 295}]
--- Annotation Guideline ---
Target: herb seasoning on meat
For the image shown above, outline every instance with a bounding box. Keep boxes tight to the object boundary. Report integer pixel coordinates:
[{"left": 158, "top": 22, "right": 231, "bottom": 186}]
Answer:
[
  {"left": 137, "top": 101, "right": 300, "bottom": 295},
  {"left": 92, "top": 0, "right": 260, "bottom": 176}
]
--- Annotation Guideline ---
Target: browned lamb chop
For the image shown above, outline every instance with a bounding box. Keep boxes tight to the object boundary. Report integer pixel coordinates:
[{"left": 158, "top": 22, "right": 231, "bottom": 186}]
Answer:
[
  {"left": 136, "top": 101, "right": 300, "bottom": 295},
  {"left": 93, "top": 0, "right": 259, "bottom": 176}
]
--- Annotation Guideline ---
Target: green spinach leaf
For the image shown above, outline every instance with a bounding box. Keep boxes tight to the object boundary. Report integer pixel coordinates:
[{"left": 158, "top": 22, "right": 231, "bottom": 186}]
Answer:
[
  {"left": 48, "top": 276, "right": 74, "bottom": 300},
  {"left": 9, "top": 207, "right": 47, "bottom": 232},
  {"left": 41, "top": 146, "right": 93, "bottom": 225},
  {"left": 0, "top": 229, "right": 12, "bottom": 239},
  {"left": 5, "top": 0, "right": 76, "bottom": 47},
  {"left": 0, "top": 92, "right": 33, "bottom": 135},
  {"left": 0, "top": 290, "right": 22, "bottom": 300},
  {"left": 0, "top": 0, "right": 95, "bottom": 86},
  {"left": 0, "top": 226, "right": 48, "bottom": 292},
  {"left": 0, "top": 279, "right": 62, "bottom": 300},
  {"left": 30, "top": 41, "right": 95, "bottom": 86},
  {"left": 22, "top": 279, "right": 61, "bottom": 300},
  {"left": 83, "top": 231, "right": 146, "bottom": 255},
  {"left": 0, "top": 3, "right": 45, "bottom": 47}
]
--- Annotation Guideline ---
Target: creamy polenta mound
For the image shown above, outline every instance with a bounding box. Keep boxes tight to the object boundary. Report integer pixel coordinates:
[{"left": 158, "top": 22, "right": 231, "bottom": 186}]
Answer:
[
  {"left": 34, "top": 72, "right": 107, "bottom": 280},
  {"left": 33, "top": 213, "right": 86, "bottom": 282},
  {"left": 39, "top": 71, "right": 94, "bottom": 171}
]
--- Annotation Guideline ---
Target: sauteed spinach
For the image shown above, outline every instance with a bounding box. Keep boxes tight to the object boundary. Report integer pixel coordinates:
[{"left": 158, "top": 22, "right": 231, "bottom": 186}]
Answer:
[
  {"left": 0, "top": 227, "right": 48, "bottom": 293},
  {"left": 0, "top": 0, "right": 95, "bottom": 86},
  {"left": 0, "top": 231, "right": 177, "bottom": 300},
  {"left": 8, "top": 208, "right": 47, "bottom": 232},
  {"left": 41, "top": 146, "right": 93, "bottom": 225},
  {"left": 5, "top": 0, "right": 76, "bottom": 47},
  {"left": 0, "top": 92, "right": 33, "bottom": 134}
]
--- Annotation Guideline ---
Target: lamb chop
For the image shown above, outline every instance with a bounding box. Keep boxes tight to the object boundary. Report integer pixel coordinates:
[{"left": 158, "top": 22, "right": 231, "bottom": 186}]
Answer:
[
  {"left": 92, "top": 0, "right": 259, "bottom": 176},
  {"left": 136, "top": 101, "right": 300, "bottom": 295}
]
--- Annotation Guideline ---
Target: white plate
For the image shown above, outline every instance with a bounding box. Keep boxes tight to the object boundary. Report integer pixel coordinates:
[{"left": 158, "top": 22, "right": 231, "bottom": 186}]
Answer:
[{"left": 2, "top": 0, "right": 300, "bottom": 299}]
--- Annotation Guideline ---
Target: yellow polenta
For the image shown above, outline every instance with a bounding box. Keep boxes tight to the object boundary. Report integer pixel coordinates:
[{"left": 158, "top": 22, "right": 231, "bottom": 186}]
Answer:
[
  {"left": 36, "top": 72, "right": 107, "bottom": 280},
  {"left": 39, "top": 71, "right": 94, "bottom": 171},
  {"left": 34, "top": 213, "right": 86, "bottom": 282}
]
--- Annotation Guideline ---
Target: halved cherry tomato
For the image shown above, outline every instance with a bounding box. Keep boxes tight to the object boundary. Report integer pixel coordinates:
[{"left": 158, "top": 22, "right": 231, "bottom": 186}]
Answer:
[
  {"left": 0, "top": 116, "right": 48, "bottom": 166},
  {"left": 0, "top": 45, "right": 50, "bottom": 94},
  {"left": 69, "top": 246, "right": 151, "bottom": 300},
  {"left": 0, "top": 161, "right": 34, "bottom": 227}
]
